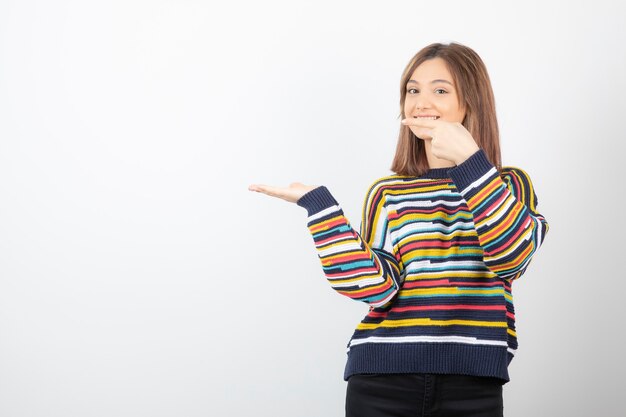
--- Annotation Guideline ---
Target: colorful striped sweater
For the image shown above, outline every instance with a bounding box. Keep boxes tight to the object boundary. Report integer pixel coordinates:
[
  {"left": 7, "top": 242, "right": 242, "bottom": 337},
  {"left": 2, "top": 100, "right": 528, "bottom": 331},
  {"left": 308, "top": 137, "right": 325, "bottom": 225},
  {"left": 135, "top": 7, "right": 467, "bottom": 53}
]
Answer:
[{"left": 296, "top": 149, "right": 549, "bottom": 382}]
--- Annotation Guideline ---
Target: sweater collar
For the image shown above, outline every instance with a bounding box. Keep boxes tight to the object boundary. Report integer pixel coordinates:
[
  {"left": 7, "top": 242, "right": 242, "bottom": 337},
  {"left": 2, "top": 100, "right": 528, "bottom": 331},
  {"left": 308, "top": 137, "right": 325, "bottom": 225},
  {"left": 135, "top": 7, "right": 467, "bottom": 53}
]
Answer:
[{"left": 420, "top": 166, "right": 452, "bottom": 179}]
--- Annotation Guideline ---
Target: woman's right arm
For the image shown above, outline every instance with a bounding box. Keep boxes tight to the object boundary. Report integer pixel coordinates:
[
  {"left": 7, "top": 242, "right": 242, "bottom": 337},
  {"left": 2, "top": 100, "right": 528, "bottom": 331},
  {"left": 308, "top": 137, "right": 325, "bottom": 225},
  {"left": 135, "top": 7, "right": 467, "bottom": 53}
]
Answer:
[{"left": 295, "top": 184, "right": 404, "bottom": 308}]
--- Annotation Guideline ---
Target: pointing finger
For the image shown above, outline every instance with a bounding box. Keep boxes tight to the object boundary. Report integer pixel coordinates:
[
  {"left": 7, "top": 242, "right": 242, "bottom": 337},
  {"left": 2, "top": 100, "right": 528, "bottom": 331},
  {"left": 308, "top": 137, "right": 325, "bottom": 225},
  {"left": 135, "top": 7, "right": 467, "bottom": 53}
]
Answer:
[{"left": 401, "top": 118, "right": 439, "bottom": 128}]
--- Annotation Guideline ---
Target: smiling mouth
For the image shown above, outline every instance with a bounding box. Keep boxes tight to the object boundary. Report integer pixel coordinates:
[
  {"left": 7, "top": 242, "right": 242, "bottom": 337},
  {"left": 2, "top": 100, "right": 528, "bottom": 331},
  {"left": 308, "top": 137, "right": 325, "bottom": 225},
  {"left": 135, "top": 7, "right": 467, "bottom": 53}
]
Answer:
[{"left": 413, "top": 116, "right": 440, "bottom": 120}]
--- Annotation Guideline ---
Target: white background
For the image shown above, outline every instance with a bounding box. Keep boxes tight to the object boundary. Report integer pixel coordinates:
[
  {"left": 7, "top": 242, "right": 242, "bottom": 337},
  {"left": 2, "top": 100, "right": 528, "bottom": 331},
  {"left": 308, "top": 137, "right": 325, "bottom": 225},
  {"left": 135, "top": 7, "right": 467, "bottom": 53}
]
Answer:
[{"left": 1, "top": 1, "right": 623, "bottom": 416}]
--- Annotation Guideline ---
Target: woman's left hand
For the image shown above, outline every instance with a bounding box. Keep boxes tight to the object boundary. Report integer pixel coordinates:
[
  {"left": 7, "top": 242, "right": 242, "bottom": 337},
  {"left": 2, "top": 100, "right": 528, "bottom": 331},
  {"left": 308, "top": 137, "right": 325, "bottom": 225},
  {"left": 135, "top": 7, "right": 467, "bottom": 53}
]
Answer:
[{"left": 401, "top": 118, "right": 480, "bottom": 166}]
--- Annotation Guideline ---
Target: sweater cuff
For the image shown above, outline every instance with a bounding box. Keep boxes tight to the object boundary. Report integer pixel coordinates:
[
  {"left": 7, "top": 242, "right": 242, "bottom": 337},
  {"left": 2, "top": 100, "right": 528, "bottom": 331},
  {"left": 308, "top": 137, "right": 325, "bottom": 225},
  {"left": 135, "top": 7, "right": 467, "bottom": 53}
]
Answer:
[
  {"left": 296, "top": 186, "right": 338, "bottom": 216},
  {"left": 448, "top": 149, "right": 495, "bottom": 193}
]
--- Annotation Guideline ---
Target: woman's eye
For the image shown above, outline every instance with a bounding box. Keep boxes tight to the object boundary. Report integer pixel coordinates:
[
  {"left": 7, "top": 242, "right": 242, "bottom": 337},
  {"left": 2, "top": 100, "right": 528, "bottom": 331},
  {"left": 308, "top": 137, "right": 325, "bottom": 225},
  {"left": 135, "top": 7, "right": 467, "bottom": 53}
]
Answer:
[
  {"left": 407, "top": 88, "right": 418, "bottom": 94},
  {"left": 435, "top": 88, "right": 447, "bottom": 94}
]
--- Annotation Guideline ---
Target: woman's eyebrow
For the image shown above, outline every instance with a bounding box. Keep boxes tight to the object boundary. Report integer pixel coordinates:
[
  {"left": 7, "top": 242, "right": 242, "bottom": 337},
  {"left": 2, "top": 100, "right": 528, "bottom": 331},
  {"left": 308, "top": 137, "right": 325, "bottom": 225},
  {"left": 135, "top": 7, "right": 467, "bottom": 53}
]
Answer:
[{"left": 407, "top": 79, "right": 453, "bottom": 85}]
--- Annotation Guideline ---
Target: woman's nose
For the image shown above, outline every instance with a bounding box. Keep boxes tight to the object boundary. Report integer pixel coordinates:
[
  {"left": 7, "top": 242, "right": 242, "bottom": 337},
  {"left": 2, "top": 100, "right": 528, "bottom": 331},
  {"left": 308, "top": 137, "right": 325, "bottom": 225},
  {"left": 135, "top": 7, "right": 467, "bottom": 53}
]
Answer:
[{"left": 414, "top": 95, "right": 431, "bottom": 110}]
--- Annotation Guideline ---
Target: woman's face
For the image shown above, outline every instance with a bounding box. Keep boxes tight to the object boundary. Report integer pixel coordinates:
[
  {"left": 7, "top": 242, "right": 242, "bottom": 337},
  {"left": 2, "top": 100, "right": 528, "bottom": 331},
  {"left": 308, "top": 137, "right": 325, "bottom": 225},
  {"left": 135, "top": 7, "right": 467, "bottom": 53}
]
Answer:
[{"left": 403, "top": 57, "right": 466, "bottom": 138}]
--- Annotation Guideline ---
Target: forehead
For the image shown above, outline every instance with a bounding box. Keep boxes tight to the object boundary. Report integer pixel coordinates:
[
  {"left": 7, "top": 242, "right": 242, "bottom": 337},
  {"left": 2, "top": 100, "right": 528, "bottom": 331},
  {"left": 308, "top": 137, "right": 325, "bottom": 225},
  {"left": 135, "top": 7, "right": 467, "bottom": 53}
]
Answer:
[{"left": 408, "top": 57, "right": 454, "bottom": 84}]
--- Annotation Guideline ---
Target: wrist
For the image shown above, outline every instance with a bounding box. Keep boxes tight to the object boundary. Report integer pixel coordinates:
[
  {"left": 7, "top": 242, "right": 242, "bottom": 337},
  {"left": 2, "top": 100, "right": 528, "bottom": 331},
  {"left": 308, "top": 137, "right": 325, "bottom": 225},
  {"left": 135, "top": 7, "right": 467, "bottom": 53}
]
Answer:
[
  {"left": 296, "top": 186, "right": 337, "bottom": 216},
  {"left": 455, "top": 146, "right": 480, "bottom": 166}
]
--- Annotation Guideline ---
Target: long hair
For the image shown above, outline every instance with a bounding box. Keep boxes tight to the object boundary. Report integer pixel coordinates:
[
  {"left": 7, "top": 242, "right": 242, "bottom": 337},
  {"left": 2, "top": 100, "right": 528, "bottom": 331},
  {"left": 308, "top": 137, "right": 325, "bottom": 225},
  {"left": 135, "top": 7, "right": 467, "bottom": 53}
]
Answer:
[{"left": 390, "top": 42, "right": 502, "bottom": 176}]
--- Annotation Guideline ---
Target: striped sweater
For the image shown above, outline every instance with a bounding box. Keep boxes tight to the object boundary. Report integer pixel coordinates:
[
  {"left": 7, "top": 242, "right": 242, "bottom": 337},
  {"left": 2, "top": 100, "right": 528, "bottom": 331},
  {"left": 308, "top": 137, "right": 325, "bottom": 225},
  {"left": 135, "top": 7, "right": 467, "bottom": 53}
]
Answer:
[{"left": 296, "top": 149, "right": 549, "bottom": 382}]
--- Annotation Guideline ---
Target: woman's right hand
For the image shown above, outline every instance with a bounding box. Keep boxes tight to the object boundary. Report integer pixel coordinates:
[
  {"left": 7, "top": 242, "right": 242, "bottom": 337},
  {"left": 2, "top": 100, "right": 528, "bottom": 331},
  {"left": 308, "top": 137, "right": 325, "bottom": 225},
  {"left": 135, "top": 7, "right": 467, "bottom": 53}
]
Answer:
[{"left": 248, "top": 182, "right": 318, "bottom": 204}]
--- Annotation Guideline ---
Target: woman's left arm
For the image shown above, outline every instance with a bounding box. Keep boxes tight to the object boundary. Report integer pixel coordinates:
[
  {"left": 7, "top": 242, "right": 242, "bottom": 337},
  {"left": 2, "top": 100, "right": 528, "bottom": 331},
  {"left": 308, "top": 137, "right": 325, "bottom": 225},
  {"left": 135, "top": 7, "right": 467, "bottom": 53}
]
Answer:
[{"left": 448, "top": 149, "right": 550, "bottom": 281}]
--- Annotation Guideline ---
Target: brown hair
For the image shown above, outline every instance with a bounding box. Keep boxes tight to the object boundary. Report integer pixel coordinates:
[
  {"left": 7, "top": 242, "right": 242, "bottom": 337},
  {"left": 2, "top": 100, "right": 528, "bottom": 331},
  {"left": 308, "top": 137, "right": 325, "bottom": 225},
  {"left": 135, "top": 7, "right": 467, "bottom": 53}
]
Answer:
[{"left": 390, "top": 42, "right": 502, "bottom": 176}]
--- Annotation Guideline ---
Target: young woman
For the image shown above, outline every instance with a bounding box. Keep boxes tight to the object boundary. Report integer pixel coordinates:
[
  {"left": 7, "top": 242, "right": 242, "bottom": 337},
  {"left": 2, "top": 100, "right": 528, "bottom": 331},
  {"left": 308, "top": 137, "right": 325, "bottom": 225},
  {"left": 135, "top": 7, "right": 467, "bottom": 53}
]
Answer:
[{"left": 249, "top": 42, "right": 549, "bottom": 417}]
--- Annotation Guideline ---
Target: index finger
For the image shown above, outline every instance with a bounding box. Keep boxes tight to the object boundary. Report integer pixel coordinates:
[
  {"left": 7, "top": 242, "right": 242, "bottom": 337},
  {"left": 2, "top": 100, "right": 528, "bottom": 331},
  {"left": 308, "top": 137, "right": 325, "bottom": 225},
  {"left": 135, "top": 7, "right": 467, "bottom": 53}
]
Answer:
[{"left": 401, "top": 118, "right": 439, "bottom": 128}]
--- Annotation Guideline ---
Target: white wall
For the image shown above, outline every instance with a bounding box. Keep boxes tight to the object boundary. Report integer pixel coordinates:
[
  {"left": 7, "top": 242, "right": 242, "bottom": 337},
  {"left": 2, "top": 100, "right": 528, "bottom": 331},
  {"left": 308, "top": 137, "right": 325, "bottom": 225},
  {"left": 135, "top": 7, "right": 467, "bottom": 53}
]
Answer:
[{"left": 0, "top": 1, "right": 623, "bottom": 416}]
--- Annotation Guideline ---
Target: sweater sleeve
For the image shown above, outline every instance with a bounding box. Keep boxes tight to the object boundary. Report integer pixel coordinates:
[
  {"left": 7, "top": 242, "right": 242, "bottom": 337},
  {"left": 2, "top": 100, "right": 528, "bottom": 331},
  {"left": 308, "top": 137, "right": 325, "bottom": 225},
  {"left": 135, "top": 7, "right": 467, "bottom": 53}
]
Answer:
[
  {"left": 448, "top": 149, "right": 550, "bottom": 281},
  {"left": 296, "top": 184, "right": 404, "bottom": 307}
]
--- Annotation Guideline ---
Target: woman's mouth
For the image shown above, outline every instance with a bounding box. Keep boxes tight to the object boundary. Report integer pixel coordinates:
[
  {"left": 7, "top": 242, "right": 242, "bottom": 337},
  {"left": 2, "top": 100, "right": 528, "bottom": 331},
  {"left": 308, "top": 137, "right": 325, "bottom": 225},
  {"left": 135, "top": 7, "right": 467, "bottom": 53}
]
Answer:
[{"left": 413, "top": 115, "right": 440, "bottom": 120}]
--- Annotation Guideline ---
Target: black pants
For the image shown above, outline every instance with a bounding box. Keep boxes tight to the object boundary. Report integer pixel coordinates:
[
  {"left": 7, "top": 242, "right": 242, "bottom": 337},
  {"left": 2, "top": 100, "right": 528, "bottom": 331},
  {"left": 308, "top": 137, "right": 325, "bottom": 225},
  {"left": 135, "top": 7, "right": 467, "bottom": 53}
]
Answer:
[{"left": 346, "top": 373, "right": 504, "bottom": 417}]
